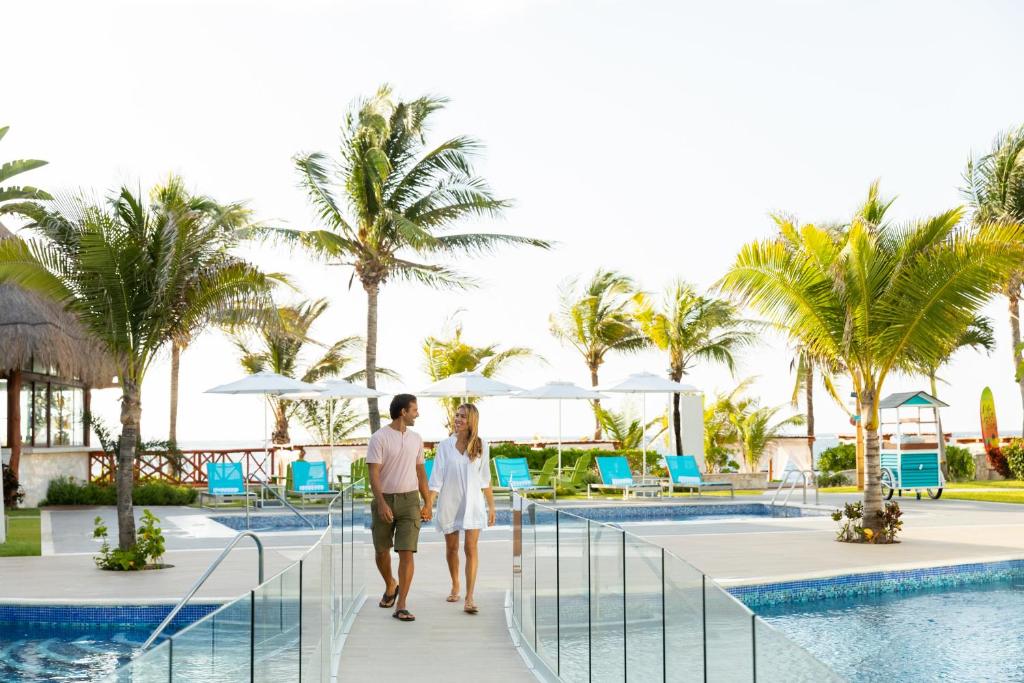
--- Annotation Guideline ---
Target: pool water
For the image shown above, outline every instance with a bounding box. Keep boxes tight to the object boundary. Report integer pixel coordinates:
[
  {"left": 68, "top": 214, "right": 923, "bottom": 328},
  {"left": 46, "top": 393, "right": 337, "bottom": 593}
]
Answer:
[
  {"left": 0, "top": 620, "right": 151, "bottom": 681},
  {"left": 755, "top": 578, "right": 1024, "bottom": 682}
]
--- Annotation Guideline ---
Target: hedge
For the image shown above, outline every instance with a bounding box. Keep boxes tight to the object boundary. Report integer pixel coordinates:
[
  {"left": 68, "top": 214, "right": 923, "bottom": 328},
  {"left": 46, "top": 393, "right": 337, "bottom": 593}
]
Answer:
[{"left": 42, "top": 477, "right": 198, "bottom": 506}]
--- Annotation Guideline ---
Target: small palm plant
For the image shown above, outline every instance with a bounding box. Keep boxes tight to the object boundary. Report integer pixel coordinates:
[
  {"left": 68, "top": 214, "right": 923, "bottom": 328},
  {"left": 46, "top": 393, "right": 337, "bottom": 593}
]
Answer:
[
  {"left": 730, "top": 402, "right": 805, "bottom": 473},
  {"left": 550, "top": 269, "right": 648, "bottom": 438},
  {"left": 595, "top": 405, "right": 667, "bottom": 451},
  {"left": 0, "top": 188, "right": 274, "bottom": 550},
  {"left": 423, "top": 320, "right": 536, "bottom": 431}
]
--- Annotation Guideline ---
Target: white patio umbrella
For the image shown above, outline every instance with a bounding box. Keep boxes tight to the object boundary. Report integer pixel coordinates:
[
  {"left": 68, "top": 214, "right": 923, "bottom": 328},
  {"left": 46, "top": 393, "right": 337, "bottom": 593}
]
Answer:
[
  {"left": 280, "top": 380, "right": 386, "bottom": 478},
  {"left": 417, "top": 371, "right": 522, "bottom": 402},
  {"left": 205, "top": 370, "right": 321, "bottom": 474},
  {"left": 597, "top": 372, "right": 700, "bottom": 476},
  {"left": 512, "top": 381, "right": 606, "bottom": 482}
]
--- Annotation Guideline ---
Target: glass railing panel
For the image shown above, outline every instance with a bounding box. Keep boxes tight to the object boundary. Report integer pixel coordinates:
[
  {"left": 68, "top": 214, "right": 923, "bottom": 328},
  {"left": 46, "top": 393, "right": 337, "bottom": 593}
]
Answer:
[
  {"left": 330, "top": 492, "right": 345, "bottom": 626},
  {"left": 556, "top": 511, "right": 589, "bottom": 683},
  {"left": 511, "top": 494, "right": 523, "bottom": 631},
  {"left": 169, "top": 594, "right": 251, "bottom": 682},
  {"left": 300, "top": 545, "right": 324, "bottom": 682},
  {"left": 663, "top": 552, "right": 705, "bottom": 682},
  {"left": 625, "top": 536, "right": 664, "bottom": 679},
  {"left": 589, "top": 522, "right": 625, "bottom": 681},
  {"left": 704, "top": 581, "right": 753, "bottom": 682},
  {"left": 534, "top": 505, "right": 558, "bottom": 672},
  {"left": 253, "top": 565, "right": 301, "bottom": 682},
  {"left": 350, "top": 492, "right": 365, "bottom": 617},
  {"left": 520, "top": 499, "right": 537, "bottom": 648},
  {"left": 753, "top": 617, "right": 845, "bottom": 682}
]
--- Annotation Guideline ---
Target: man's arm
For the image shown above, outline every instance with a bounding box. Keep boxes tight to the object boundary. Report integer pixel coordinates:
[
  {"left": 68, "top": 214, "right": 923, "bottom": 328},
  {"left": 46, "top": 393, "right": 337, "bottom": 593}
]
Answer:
[
  {"left": 368, "top": 462, "right": 393, "bottom": 522},
  {"left": 417, "top": 464, "right": 432, "bottom": 521}
]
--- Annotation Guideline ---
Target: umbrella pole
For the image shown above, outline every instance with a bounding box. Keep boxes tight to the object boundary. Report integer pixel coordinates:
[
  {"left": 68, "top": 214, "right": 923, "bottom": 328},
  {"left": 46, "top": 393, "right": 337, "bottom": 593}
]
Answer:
[
  {"left": 642, "top": 396, "right": 647, "bottom": 477},
  {"left": 557, "top": 398, "right": 563, "bottom": 487},
  {"left": 329, "top": 399, "right": 335, "bottom": 482}
]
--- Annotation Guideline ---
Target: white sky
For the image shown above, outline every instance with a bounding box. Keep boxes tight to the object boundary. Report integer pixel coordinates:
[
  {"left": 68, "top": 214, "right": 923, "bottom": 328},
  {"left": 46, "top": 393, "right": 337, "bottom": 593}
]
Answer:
[{"left": 5, "top": 0, "right": 1024, "bottom": 443}]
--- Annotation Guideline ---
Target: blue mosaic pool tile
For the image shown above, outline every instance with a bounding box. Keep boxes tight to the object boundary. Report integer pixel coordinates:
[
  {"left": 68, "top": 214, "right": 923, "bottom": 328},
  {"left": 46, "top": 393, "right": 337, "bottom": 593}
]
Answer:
[
  {"left": 730, "top": 559, "right": 1024, "bottom": 608},
  {"left": 0, "top": 603, "right": 221, "bottom": 628}
]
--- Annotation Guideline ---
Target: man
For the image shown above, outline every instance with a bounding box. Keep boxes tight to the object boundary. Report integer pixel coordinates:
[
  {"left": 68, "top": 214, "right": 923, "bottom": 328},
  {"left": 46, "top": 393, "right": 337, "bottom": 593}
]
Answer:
[{"left": 366, "top": 393, "right": 432, "bottom": 622}]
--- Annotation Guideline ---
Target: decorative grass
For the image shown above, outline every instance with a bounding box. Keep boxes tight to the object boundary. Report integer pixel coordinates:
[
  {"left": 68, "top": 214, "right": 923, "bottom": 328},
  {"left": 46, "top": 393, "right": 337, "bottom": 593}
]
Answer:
[{"left": 0, "top": 508, "right": 41, "bottom": 557}]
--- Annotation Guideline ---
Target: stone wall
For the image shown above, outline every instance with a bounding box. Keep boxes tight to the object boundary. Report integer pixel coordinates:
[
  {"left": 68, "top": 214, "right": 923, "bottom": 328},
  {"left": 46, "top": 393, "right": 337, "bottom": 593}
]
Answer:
[
  {"left": 18, "top": 448, "right": 90, "bottom": 507},
  {"left": 703, "top": 472, "right": 768, "bottom": 490}
]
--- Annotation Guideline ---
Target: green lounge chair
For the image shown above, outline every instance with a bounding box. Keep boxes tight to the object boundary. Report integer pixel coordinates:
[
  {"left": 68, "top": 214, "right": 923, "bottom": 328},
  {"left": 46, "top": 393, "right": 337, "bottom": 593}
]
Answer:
[
  {"left": 664, "top": 455, "right": 734, "bottom": 498},
  {"left": 559, "top": 452, "right": 595, "bottom": 487},
  {"left": 535, "top": 455, "right": 560, "bottom": 487}
]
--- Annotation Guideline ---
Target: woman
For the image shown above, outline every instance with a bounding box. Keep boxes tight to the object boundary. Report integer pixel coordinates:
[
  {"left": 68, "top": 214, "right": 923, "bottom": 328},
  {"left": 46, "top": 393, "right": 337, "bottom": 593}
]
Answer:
[{"left": 428, "top": 403, "right": 496, "bottom": 614}]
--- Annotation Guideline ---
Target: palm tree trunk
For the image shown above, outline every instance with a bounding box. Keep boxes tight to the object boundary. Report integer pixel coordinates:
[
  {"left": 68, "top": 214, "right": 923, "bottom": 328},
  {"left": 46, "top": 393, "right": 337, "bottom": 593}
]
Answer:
[
  {"left": 169, "top": 341, "right": 180, "bottom": 445},
  {"left": 271, "top": 400, "right": 290, "bottom": 444},
  {"left": 1010, "top": 290, "right": 1024, "bottom": 435},
  {"left": 672, "top": 392, "right": 683, "bottom": 455},
  {"left": 805, "top": 364, "right": 815, "bottom": 464},
  {"left": 117, "top": 380, "right": 141, "bottom": 551},
  {"left": 860, "top": 388, "right": 883, "bottom": 536},
  {"left": 365, "top": 281, "right": 381, "bottom": 433},
  {"left": 590, "top": 365, "right": 602, "bottom": 440}
]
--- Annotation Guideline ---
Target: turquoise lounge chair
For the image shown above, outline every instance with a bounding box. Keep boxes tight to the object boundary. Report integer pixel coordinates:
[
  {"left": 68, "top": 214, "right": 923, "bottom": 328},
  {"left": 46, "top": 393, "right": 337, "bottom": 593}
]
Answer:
[
  {"left": 588, "top": 456, "right": 661, "bottom": 499},
  {"left": 288, "top": 460, "right": 333, "bottom": 506},
  {"left": 493, "top": 457, "right": 555, "bottom": 498},
  {"left": 424, "top": 458, "right": 434, "bottom": 482},
  {"left": 664, "top": 455, "right": 734, "bottom": 498},
  {"left": 200, "top": 462, "right": 258, "bottom": 508}
]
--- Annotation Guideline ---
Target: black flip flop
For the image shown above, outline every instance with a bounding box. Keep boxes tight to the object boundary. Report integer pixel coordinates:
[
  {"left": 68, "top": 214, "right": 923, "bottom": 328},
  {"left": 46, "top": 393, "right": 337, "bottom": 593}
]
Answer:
[
  {"left": 379, "top": 584, "right": 399, "bottom": 609},
  {"left": 393, "top": 609, "right": 416, "bottom": 622}
]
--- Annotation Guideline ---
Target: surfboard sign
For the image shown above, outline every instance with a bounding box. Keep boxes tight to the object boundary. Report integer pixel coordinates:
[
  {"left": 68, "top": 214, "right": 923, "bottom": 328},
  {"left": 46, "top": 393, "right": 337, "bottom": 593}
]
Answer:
[{"left": 980, "top": 386, "right": 999, "bottom": 452}]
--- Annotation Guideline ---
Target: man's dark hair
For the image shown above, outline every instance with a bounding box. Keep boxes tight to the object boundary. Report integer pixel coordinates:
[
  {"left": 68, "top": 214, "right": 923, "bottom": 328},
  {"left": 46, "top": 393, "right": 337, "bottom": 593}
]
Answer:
[{"left": 390, "top": 394, "right": 417, "bottom": 419}]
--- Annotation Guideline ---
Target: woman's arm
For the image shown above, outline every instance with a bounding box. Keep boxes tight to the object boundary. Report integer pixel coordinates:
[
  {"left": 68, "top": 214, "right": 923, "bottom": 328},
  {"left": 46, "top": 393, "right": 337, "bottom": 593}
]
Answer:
[{"left": 481, "top": 440, "right": 496, "bottom": 526}]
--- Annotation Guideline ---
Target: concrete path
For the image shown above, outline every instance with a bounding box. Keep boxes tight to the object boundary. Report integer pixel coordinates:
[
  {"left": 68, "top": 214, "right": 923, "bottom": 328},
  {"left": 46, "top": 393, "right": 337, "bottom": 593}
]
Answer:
[{"left": 337, "top": 535, "right": 535, "bottom": 682}]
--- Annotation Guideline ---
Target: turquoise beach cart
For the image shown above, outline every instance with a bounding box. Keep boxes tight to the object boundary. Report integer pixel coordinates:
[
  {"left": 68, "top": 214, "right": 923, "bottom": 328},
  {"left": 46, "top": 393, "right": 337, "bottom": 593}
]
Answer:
[{"left": 878, "top": 391, "right": 948, "bottom": 500}]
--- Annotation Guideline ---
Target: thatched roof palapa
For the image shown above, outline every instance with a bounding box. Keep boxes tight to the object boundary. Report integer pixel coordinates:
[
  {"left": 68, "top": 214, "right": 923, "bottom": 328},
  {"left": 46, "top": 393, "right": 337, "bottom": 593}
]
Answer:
[{"left": 0, "top": 221, "right": 118, "bottom": 388}]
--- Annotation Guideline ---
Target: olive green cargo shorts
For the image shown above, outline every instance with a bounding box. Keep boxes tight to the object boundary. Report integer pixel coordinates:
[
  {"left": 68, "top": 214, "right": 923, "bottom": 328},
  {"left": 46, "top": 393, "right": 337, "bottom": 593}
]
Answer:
[{"left": 371, "top": 491, "right": 422, "bottom": 553}]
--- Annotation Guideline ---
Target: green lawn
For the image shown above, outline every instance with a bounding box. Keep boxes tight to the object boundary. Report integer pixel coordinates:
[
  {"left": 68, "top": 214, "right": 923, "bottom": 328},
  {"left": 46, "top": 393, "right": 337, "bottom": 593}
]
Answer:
[
  {"left": 0, "top": 508, "right": 41, "bottom": 557},
  {"left": 946, "top": 480, "right": 1024, "bottom": 489},
  {"left": 941, "top": 490, "right": 1024, "bottom": 504},
  {"left": 819, "top": 482, "right": 1024, "bottom": 505}
]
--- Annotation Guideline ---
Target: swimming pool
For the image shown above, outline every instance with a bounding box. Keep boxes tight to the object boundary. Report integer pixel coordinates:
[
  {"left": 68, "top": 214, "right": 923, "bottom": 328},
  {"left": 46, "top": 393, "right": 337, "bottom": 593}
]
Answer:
[
  {"left": 735, "top": 562, "right": 1024, "bottom": 682},
  {"left": 0, "top": 604, "right": 218, "bottom": 681},
  {"left": 210, "top": 501, "right": 821, "bottom": 531}
]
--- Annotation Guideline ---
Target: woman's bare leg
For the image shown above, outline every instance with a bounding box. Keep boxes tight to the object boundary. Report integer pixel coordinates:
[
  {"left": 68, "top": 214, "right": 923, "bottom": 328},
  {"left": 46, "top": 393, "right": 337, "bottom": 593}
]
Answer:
[
  {"left": 463, "top": 529, "right": 481, "bottom": 609},
  {"left": 445, "top": 531, "right": 461, "bottom": 599}
]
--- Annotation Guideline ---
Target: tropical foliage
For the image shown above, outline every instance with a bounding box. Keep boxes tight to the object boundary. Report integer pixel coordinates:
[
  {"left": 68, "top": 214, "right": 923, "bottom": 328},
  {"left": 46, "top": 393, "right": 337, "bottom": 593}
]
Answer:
[
  {"left": 720, "top": 183, "right": 1023, "bottom": 534},
  {"left": 0, "top": 125, "right": 52, "bottom": 209},
  {"left": 261, "top": 85, "right": 550, "bottom": 432},
  {"left": 962, "top": 125, "right": 1024, "bottom": 432},
  {"left": 233, "top": 298, "right": 379, "bottom": 443},
  {"left": 550, "top": 269, "right": 648, "bottom": 438},
  {"left": 731, "top": 402, "right": 805, "bottom": 473},
  {"left": 0, "top": 187, "right": 274, "bottom": 549},
  {"left": 594, "top": 405, "right": 666, "bottom": 451},
  {"left": 635, "top": 280, "right": 752, "bottom": 454},
  {"left": 422, "top": 320, "right": 536, "bottom": 431}
]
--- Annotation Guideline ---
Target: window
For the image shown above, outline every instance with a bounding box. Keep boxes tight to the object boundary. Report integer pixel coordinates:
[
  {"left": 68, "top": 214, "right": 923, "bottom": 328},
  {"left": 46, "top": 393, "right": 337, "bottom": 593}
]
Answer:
[{"left": 50, "top": 385, "right": 83, "bottom": 446}]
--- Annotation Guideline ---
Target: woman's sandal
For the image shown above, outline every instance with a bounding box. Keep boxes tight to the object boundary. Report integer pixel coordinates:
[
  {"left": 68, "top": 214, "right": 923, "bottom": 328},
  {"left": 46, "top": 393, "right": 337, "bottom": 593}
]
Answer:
[
  {"left": 379, "top": 584, "right": 399, "bottom": 609},
  {"left": 393, "top": 609, "right": 416, "bottom": 622},
  {"left": 464, "top": 601, "right": 479, "bottom": 614},
  {"left": 446, "top": 590, "right": 460, "bottom": 603}
]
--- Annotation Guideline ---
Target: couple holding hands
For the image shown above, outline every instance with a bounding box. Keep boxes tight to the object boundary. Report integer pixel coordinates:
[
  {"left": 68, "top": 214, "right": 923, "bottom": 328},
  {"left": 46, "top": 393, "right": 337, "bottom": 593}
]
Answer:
[{"left": 365, "top": 394, "right": 496, "bottom": 623}]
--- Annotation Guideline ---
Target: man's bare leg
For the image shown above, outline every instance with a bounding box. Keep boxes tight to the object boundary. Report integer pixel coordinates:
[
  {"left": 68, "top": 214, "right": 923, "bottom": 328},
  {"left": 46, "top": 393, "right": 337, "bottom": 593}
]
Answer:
[
  {"left": 376, "top": 549, "right": 397, "bottom": 596},
  {"left": 396, "top": 550, "right": 415, "bottom": 610}
]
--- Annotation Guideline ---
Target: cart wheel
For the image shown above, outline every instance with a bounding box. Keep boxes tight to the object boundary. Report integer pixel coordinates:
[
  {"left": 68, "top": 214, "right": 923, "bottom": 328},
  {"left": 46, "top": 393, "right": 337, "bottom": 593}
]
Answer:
[
  {"left": 881, "top": 469, "right": 895, "bottom": 501},
  {"left": 927, "top": 488, "right": 943, "bottom": 500}
]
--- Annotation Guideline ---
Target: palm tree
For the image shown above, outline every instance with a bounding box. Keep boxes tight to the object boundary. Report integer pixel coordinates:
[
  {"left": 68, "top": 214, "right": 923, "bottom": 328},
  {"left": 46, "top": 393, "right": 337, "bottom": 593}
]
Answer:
[
  {"left": 636, "top": 280, "right": 753, "bottom": 454},
  {"left": 720, "top": 184, "right": 1022, "bottom": 535},
  {"left": 703, "top": 378, "right": 755, "bottom": 472},
  {"left": 0, "top": 188, "right": 273, "bottom": 549},
  {"left": 0, "top": 125, "right": 52, "bottom": 208},
  {"left": 731, "top": 402, "right": 805, "bottom": 473},
  {"left": 233, "top": 298, "right": 377, "bottom": 444},
  {"left": 962, "top": 125, "right": 1024, "bottom": 431},
  {"left": 789, "top": 345, "right": 848, "bottom": 464},
  {"left": 550, "top": 269, "right": 648, "bottom": 438},
  {"left": 423, "top": 320, "right": 536, "bottom": 431},
  {"left": 261, "top": 86, "right": 551, "bottom": 433},
  {"left": 148, "top": 175, "right": 264, "bottom": 446}
]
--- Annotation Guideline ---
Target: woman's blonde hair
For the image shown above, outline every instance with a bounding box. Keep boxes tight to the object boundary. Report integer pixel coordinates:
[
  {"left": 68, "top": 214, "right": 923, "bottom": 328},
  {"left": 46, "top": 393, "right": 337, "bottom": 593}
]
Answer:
[{"left": 456, "top": 403, "right": 483, "bottom": 460}]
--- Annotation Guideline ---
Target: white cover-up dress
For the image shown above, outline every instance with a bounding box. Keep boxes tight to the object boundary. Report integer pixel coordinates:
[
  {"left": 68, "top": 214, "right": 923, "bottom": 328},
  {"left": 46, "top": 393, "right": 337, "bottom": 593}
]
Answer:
[{"left": 428, "top": 436, "right": 491, "bottom": 535}]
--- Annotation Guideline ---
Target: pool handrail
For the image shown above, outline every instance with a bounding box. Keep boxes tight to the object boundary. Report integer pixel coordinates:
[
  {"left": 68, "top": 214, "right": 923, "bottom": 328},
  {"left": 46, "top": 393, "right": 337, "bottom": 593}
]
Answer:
[{"left": 140, "top": 530, "right": 265, "bottom": 650}]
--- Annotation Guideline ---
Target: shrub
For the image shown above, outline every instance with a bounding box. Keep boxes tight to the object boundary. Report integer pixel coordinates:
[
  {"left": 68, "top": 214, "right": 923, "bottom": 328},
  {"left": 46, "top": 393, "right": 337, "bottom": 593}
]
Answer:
[
  {"left": 42, "top": 477, "right": 196, "bottom": 506},
  {"left": 93, "top": 509, "right": 166, "bottom": 570},
  {"left": 817, "top": 444, "right": 856, "bottom": 473},
  {"left": 1005, "top": 440, "right": 1024, "bottom": 480},
  {"left": 832, "top": 500, "right": 902, "bottom": 543},
  {"left": 944, "top": 445, "right": 976, "bottom": 482},
  {"left": 816, "top": 471, "right": 848, "bottom": 488},
  {"left": 3, "top": 464, "right": 24, "bottom": 508},
  {"left": 988, "top": 445, "right": 1013, "bottom": 479}
]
